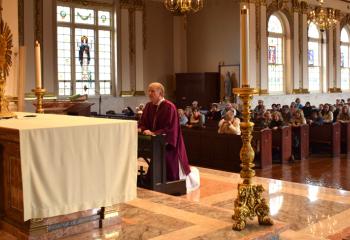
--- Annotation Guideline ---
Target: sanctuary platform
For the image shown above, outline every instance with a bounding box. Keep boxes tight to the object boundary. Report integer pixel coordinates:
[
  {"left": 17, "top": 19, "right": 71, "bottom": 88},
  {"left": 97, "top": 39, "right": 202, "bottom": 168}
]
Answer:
[{"left": 2, "top": 167, "right": 350, "bottom": 239}]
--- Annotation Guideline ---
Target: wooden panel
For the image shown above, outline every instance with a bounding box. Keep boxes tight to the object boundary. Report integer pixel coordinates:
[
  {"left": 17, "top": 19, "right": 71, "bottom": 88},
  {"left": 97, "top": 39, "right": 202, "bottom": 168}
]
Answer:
[
  {"left": 175, "top": 72, "right": 220, "bottom": 109},
  {"left": 310, "top": 122, "right": 340, "bottom": 157},
  {"left": 341, "top": 122, "right": 350, "bottom": 154},
  {"left": 181, "top": 128, "right": 271, "bottom": 171},
  {"left": 272, "top": 126, "right": 292, "bottom": 163},
  {"left": 292, "top": 124, "right": 309, "bottom": 160},
  {"left": 2, "top": 141, "right": 24, "bottom": 228}
]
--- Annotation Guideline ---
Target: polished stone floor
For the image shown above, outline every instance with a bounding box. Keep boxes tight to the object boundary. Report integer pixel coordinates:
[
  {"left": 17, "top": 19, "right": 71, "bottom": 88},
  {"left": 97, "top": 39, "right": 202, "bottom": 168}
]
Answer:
[{"left": 2, "top": 165, "right": 350, "bottom": 239}]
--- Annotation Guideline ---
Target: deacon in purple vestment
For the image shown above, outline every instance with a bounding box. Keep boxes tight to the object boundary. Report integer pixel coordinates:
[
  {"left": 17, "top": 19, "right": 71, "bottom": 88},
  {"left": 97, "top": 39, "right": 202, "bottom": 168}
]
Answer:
[{"left": 138, "top": 82, "right": 191, "bottom": 181}]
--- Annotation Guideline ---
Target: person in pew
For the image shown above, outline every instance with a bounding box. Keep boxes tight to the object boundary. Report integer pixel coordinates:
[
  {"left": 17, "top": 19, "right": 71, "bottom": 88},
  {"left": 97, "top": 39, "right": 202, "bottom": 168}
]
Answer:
[
  {"left": 269, "top": 111, "right": 285, "bottom": 130},
  {"left": 290, "top": 109, "right": 306, "bottom": 126},
  {"left": 295, "top": 98, "right": 303, "bottom": 109},
  {"left": 308, "top": 110, "right": 324, "bottom": 126},
  {"left": 255, "top": 110, "right": 272, "bottom": 129},
  {"left": 138, "top": 82, "right": 200, "bottom": 192},
  {"left": 302, "top": 101, "right": 313, "bottom": 119},
  {"left": 186, "top": 108, "right": 204, "bottom": 129},
  {"left": 207, "top": 103, "right": 222, "bottom": 121},
  {"left": 332, "top": 105, "right": 340, "bottom": 122},
  {"left": 337, "top": 105, "right": 350, "bottom": 122},
  {"left": 218, "top": 110, "right": 241, "bottom": 135},
  {"left": 253, "top": 100, "right": 266, "bottom": 121},
  {"left": 178, "top": 109, "right": 188, "bottom": 126},
  {"left": 281, "top": 105, "right": 292, "bottom": 124},
  {"left": 184, "top": 106, "right": 192, "bottom": 119},
  {"left": 321, "top": 104, "right": 334, "bottom": 123},
  {"left": 221, "top": 103, "right": 236, "bottom": 117}
]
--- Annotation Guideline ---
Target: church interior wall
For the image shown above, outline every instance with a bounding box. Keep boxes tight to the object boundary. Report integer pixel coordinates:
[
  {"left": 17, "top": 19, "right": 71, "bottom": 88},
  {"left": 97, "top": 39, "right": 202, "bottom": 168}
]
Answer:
[
  {"left": 186, "top": 0, "right": 241, "bottom": 72},
  {"left": 3, "top": 0, "right": 350, "bottom": 114}
]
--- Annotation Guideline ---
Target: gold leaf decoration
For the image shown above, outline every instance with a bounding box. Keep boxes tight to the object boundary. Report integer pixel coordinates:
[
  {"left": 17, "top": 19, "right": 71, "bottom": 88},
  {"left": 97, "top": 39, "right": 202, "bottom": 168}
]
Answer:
[{"left": 0, "top": 19, "right": 13, "bottom": 77}]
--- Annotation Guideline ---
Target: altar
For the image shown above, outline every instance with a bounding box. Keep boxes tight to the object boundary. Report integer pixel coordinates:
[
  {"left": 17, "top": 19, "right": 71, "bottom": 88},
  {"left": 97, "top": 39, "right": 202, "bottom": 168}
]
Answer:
[{"left": 0, "top": 113, "right": 137, "bottom": 239}]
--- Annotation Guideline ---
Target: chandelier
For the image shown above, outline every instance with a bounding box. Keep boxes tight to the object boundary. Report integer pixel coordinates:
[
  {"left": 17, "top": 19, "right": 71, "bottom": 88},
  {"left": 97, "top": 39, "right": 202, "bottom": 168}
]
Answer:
[
  {"left": 308, "top": 0, "right": 338, "bottom": 32},
  {"left": 164, "top": 0, "right": 204, "bottom": 15}
]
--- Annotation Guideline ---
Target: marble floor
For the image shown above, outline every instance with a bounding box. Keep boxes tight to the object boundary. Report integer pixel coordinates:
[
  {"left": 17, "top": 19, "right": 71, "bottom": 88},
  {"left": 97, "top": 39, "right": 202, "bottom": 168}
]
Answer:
[{"left": 2, "top": 167, "right": 350, "bottom": 240}]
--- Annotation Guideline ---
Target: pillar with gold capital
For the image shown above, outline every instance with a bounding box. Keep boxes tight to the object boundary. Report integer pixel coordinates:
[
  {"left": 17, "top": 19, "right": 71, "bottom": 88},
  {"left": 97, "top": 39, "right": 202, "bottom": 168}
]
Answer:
[{"left": 232, "top": 2, "right": 273, "bottom": 231}]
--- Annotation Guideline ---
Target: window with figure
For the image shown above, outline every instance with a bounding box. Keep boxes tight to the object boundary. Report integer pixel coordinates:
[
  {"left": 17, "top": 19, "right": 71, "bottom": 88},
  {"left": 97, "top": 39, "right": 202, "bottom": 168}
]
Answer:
[
  {"left": 268, "top": 14, "right": 284, "bottom": 93},
  {"left": 308, "top": 22, "right": 323, "bottom": 92},
  {"left": 341, "top": 26, "right": 350, "bottom": 91},
  {"left": 56, "top": 3, "right": 113, "bottom": 96}
]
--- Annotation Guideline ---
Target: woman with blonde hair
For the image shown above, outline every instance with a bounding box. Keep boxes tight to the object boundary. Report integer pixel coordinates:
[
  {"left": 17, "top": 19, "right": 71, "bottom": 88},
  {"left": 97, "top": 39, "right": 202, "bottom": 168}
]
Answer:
[
  {"left": 290, "top": 109, "right": 306, "bottom": 126},
  {"left": 218, "top": 110, "right": 241, "bottom": 135}
]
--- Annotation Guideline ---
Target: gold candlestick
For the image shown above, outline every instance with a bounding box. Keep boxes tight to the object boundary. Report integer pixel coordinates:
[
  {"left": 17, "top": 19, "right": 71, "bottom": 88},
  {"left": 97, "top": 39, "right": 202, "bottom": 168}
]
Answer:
[
  {"left": 32, "top": 88, "right": 46, "bottom": 113},
  {"left": 232, "top": 86, "right": 273, "bottom": 231}
]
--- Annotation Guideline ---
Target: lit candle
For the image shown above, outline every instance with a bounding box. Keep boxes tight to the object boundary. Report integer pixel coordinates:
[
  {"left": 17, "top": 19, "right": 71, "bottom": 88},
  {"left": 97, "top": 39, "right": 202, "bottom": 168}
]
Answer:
[
  {"left": 35, "top": 41, "right": 42, "bottom": 89},
  {"left": 240, "top": 5, "right": 249, "bottom": 87}
]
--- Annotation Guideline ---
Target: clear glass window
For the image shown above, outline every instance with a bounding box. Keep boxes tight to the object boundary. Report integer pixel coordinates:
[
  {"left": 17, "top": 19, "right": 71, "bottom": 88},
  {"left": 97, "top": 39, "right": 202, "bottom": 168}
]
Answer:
[
  {"left": 267, "top": 14, "right": 284, "bottom": 93},
  {"left": 341, "top": 27, "right": 350, "bottom": 90},
  {"left": 307, "top": 23, "right": 321, "bottom": 92}
]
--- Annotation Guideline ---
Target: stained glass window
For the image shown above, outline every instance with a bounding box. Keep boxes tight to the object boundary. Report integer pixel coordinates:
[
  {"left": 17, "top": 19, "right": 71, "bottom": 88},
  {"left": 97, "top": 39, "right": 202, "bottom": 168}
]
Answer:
[
  {"left": 98, "top": 11, "right": 111, "bottom": 27},
  {"left": 341, "top": 27, "right": 350, "bottom": 90},
  {"left": 268, "top": 14, "right": 284, "bottom": 93},
  {"left": 308, "top": 23, "right": 321, "bottom": 92},
  {"left": 57, "top": 6, "right": 71, "bottom": 23},
  {"left": 75, "top": 8, "right": 95, "bottom": 25},
  {"left": 56, "top": 4, "right": 113, "bottom": 96}
]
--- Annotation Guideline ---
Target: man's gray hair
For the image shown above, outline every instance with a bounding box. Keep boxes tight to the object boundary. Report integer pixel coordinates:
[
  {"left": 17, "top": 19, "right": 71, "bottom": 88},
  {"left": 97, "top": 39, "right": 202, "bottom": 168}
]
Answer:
[{"left": 148, "top": 82, "right": 165, "bottom": 96}]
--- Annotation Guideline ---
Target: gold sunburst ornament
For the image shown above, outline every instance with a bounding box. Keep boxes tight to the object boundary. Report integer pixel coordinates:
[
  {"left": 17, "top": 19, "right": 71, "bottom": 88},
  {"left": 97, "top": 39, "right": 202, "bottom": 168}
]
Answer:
[{"left": 0, "top": 16, "right": 15, "bottom": 118}]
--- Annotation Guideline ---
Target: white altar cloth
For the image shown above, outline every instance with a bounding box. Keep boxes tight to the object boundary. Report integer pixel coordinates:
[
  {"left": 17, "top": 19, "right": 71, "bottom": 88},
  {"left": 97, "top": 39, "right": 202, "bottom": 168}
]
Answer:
[{"left": 0, "top": 112, "right": 137, "bottom": 221}]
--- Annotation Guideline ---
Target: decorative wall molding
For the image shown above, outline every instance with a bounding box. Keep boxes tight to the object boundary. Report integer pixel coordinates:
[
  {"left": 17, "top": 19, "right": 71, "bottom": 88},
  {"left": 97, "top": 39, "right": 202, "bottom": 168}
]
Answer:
[
  {"left": 34, "top": 0, "right": 43, "bottom": 44},
  {"left": 328, "top": 87, "right": 342, "bottom": 93},
  {"left": 267, "top": 0, "right": 294, "bottom": 38},
  {"left": 18, "top": 0, "right": 24, "bottom": 46},
  {"left": 59, "top": 0, "right": 114, "bottom": 7},
  {"left": 292, "top": 88, "right": 309, "bottom": 94}
]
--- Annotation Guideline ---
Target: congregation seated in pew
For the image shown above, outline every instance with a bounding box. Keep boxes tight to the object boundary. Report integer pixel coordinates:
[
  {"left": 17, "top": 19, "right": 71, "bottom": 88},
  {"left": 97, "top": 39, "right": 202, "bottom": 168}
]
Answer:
[{"left": 218, "top": 110, "right": 240, "bottom": 135}]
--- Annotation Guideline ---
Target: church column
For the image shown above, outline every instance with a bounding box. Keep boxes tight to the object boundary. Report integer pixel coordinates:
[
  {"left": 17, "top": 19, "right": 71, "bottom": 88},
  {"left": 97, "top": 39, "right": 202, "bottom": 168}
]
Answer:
[
  {"left": 248, "top": 1, "right": 257, "bottom": 88},
  {"left": 327, "top": 27, "right": 334, "bottom": 92},
  {"left": 334, "top": 22, "right": 341, "bottom": 91},
  {"left": 135, "top": 5, "right": 144, "bottom": 95},
  {"left": 292, "top": 3, "right": 300, "bottom": 91},
  {"left": 173, "top": 16, "right": 187, "bottom": 73},
  {"left": 120, "top": 5, "right": 131, "bottom": 95},
  {"left": 259, "top": 0, "right": 268, "bottom": 94},
  {"left": 301, "top": 2, "right": 309, "bottom": 90}
]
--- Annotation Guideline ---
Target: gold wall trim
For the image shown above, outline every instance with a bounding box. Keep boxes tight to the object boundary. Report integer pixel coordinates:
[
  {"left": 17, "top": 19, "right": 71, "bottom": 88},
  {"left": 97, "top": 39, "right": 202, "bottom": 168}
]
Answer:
[
  {"left": 120, "top": 90, "right": 135, "bottom": 96},
  {"left": 292, "top": 88, "right": 309, "bottom": 94},
  {"left": 328, "top": 87, "right": 342, "bottom": 93},
  {"left": 134, "top": 91, "right": 145, "bottom": 96},
  {"left": 259, "top": 89, "right": 268, "bottom": 95}
]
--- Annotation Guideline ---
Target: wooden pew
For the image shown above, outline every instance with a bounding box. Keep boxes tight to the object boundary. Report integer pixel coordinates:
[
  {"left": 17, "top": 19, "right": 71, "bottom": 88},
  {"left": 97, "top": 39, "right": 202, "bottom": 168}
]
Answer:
[
  {"left": 340, "top": 121, "right": 350, "bottom": 154},
  {"left": 138, "top": 134, "right": 186, "bottom": 195},
  {"left": 272, "top": 125, "right": 292, "bottom": 163},
  {"left": 292, "top": 124, "right": 309, "bottom": 160},
  {"left": 309, "top": 122, "right": 341, "bottom": 157},
  {"left": 252, "top": 128, "right": 272, "bottom": 169},
  {"left": 182, "top": 127, "right": 272, "bottom": 172}
]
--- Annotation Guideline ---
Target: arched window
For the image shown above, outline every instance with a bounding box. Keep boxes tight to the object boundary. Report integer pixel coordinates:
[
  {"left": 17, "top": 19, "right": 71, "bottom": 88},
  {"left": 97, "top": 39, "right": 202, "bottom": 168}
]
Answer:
[
  {"left": 268, "top": 15, "right": 284, "bottom": 93},
  {"left": 341, "top": 27, "right": 350, "bottom": 90},
  {"left": 308, "top": 22, "right": 322, "bottom": 92}
]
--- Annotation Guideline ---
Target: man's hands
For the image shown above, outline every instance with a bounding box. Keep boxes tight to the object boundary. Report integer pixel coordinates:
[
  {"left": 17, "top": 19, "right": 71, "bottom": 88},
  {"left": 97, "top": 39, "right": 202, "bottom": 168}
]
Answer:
[{"left": 143, "top": 129, "right": 156, "bottom": 136}]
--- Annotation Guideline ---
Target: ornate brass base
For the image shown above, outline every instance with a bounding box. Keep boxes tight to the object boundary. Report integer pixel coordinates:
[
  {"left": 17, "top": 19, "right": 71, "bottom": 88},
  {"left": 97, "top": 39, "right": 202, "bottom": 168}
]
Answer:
[
  {"left": 232, "top": 86, "right": 273, "bottom": 231},
  {"left": 32, "top": 88, "right": 46, "bottom": 113},
  {"left": 232, "top": 184, "right": 273, "bottom": 231}
]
